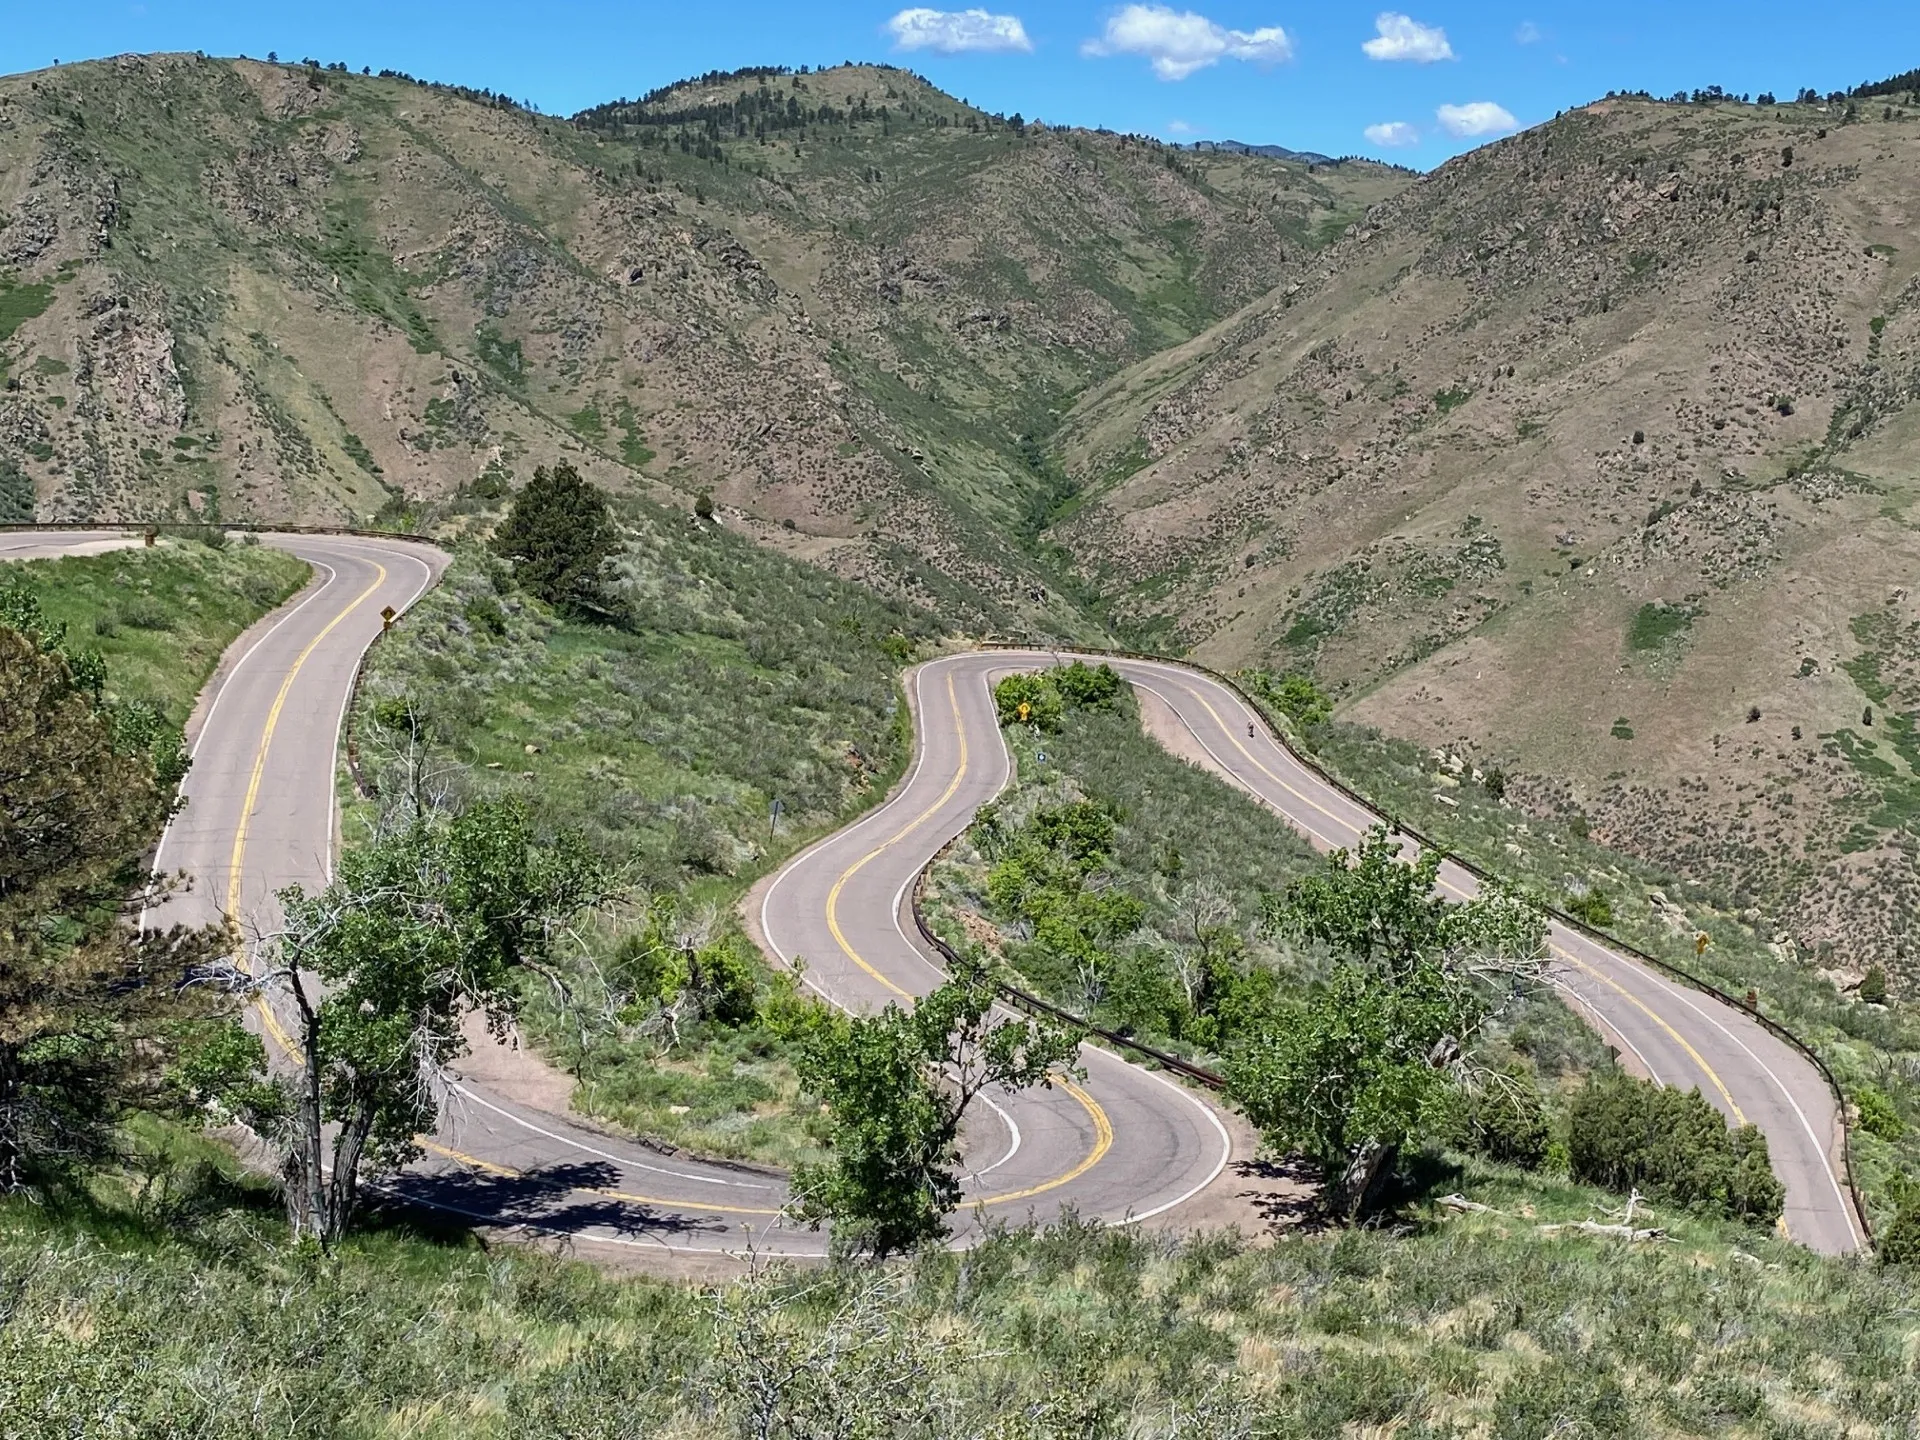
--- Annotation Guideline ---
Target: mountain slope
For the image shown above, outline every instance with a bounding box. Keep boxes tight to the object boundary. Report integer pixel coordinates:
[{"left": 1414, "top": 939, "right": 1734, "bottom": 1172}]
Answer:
[
  {"left": 0, "top": 54, "right": 1404, "bottom": 632},
  {"left": 1053, "top": 93, "right": 1920, "bottom": 978}
]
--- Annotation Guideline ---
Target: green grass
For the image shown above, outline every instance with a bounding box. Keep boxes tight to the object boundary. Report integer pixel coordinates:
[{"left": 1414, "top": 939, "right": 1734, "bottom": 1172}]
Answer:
[
  {"left": 1627, "top": 600, "right": 1701, "bottom": 652},
  {"left": 2, "top": 538, "right": 309, "bottom": 725},
  {"left": 565, "top": 402, "right": 605, "bottom": 441},
  {"left": 0, "top": 275, "right": 55, "bottom": 343},
  {"left": 612, "top": 399, "right": 654, "bottom": 468},
  {"left": 8, "top": 1145, "right": 1917, "bottom": 1440},
  {"left": 315, "top": 197, "right": 439, "bottom": 355}
]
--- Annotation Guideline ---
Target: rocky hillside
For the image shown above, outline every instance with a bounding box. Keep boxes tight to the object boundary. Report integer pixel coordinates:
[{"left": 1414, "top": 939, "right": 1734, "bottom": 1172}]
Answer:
[
  {"left": 0, "top": 53, "right": 1400, "bottom": 632},
  {"left": 1054, "top": 92, "right": 1920, "bottom": 981}
]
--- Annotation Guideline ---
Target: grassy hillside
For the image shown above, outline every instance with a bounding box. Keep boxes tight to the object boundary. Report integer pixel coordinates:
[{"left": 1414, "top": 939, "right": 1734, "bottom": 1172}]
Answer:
[
  {"left": 8, "top": 1150, "right": 1916, "bottom": 1439},
  {"left": 0, "top": 54, "right": 1401, "bottom": 635},
  {"left": 1053, "top": 91, "right": 1920, "bottom": 984},
  {"left": 0, "top": 535, "right": 308, "bottom": 721}
]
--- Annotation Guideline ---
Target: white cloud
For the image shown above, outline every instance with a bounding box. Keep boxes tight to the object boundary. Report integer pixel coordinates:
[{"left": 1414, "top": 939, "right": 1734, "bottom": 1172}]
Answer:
[
  {"left": 1083, "top": 5, "right": 1293, "bottom": 82},
  {"left": 1362, "top": 12, "right": 1454, "bottom": 62},
  {"left": 1436, "top": 100, "right": 1519, "bottom": 137},
  {"left": 1165, "top": 118, "right": 1197, "bottom": 134},
  {"left": 1364, "top": 120, "right": 1420, "bottom": 146},
  {"left": 885, "top": 7, "right": 1034, "bottom": 54},
  {"left": 1514, "top": 20, "right": 1542, "bottom": 44}
]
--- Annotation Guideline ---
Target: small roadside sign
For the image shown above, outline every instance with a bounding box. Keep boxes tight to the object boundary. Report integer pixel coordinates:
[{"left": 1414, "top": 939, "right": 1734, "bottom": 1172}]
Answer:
[{"left": 380, "top": 605, "right": 397, "bottom": 631}]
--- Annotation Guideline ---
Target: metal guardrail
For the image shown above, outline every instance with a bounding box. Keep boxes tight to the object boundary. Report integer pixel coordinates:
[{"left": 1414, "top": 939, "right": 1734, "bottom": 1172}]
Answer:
[
  {"left": 977, "top": 640, "right": 1874, "bottom": 1247},
  {"left": 0, "top": 521, "right": 452, "bottom": 550}
]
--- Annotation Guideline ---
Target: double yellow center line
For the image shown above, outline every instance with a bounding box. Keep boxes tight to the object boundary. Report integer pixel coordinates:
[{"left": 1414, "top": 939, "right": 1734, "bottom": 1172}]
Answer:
[
  {"left": 817, "top": 667, "right": 1116, "bottom": 1206},
  {"left": 1165, "top": 667, "right": 1746, "bottom": 1121}
]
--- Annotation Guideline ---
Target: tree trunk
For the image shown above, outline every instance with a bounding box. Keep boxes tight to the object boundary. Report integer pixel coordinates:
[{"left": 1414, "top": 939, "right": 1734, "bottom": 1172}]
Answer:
[
  {"left": 324, "top": 1098, "right": 375, "bottom": 1245},
  {"left": 1334, "top": 1139, "right": 1396, "bottom": 1222},
  {"left": 285, "top": 1014, "right": 329, "bottom": 1243}
]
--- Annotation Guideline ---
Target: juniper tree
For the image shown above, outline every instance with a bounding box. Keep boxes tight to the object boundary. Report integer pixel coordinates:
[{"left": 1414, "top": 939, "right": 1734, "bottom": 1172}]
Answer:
[{"left": 0, "top": 621, "right": 224, "bottom": 1192}]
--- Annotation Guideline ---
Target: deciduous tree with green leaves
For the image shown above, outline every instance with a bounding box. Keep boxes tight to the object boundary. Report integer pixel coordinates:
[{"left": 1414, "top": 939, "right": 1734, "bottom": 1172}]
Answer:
[
  {"left": 792, "top": 960, "right": 1081, "bottom": 1258},
  {"left": 0, "top": 617, "right": 224, "bottom": 1193},
  {"left": 1225, "top": 826, "right": 1545, "bottom": 1219},
  {"left": 201, "top": 799, "right": 609, "bottom": 1245}
]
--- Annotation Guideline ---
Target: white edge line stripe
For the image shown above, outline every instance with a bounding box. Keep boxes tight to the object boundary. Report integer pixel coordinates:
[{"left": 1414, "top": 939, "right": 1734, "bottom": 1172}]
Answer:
[
  {"left": 139, "top": 557, "right": 345, "bottom": 930},
  {"left": 1550, "top": 974, "right": 1664, "bottom": 1085},
  {"left": 1116, "top": 653, "right": 1856, "bottom": 1249},
  {"left": 446, "top": 1082, "right": 772, "bottom": 1190}
]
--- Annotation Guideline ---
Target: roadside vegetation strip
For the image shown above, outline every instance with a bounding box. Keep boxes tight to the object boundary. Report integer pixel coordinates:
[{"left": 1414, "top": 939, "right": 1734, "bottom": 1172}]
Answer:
[
  {"left": 909, "top": 849, "right": 1225, "bottom": 1091},
  {"left": 0, "top": 534, "right": 311, "bottom": 723},
  {"left": 980, "top": 639, "right": 1873, "bottom": 1247}
]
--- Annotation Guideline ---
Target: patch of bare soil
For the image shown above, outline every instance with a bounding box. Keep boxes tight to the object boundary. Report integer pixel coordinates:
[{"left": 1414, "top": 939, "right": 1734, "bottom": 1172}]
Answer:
[
  {"left": 454, "top": 1010, "right": 577, "bottom": 1117},
  {"left": 1143, "top": 1105, "right": 1319, "bottom": 1240}
]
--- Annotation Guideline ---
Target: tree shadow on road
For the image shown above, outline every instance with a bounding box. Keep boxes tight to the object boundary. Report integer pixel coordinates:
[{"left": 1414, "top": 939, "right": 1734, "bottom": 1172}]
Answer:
[{"left": 373, "top": 1159, "right": 754, "bottom": 1248}]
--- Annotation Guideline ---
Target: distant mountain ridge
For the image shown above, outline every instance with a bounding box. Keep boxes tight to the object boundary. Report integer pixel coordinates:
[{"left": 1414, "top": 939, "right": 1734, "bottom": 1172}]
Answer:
[
  {"left": 1185, "top": 138, "right": 1338, "bottom": 165},
  {"left": 0, "top": 54, "right": 1403, "bottom": 640}
]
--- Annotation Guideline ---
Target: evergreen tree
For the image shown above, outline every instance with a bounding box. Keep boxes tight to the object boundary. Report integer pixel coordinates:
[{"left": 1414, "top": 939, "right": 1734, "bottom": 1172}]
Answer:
[
  {"left": 491, "top": 462, "right": 622, "bottom": 617},
  {"left": 0, "top": 623, "right": 225, "bottom": 1192}
]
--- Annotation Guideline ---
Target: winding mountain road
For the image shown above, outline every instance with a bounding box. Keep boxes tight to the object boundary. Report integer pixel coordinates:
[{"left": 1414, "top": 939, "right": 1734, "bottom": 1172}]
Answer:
[{"left": 7, "top": 532, "right": 1862, "bottom": 1256}]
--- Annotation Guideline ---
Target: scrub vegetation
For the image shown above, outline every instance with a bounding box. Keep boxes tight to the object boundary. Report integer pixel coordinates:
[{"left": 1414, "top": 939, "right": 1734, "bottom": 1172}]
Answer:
[{"left": 6, "top": 1152, "right": 1917, "bottom": 1440}]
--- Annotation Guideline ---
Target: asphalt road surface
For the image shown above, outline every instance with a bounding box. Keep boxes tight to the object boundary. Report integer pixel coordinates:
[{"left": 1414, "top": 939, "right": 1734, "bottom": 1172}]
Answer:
[
  {"left": 959, "top": 650, "right": 1863, "bottom": 1255},
  {"left": 7, "top": 534, "right": 1862, "bottom": 1256}
]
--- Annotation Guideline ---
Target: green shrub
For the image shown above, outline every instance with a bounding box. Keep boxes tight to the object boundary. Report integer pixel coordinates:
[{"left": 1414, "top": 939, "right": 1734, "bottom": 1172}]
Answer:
[
  {"left": 1446, "top": 1067, "right": 1551, "bottom": 1169},
  {"left": 993, "top": 664, "right": 1124, "bottom": 731},
  {"left": 1879, "top": 1201, "right": 1920, "bottom": 1266},
  {"left": 115, "top": 597, "right": 175, "bottom": 632},
  {"left": 1242, "top": 668, "right": 1333, "bottom": 729},
  {"left": 1567, "top": 1072, "right": 1784, "bottom": 1226},
  {"left": 1051, "top": 660, "right": 1121, "bottom": 710},
  {"left": 1860, "top": 964, "right": 1890, "bottom": 1005},
  {"left": 462, "top": 594, "right": 507, "bottom": 637},
  {"left": 1563, "top": 886, "right": 1614, "bottom": 928},
  {"left": 1856, "top": 1084, "right": 1904, "bottom": 1139},
  {"left": 993, "top": 672, "right": 1065, "bottom": 731},
  {"left": 1627, "top": 601, "right": 1700, "bottom": 652}
]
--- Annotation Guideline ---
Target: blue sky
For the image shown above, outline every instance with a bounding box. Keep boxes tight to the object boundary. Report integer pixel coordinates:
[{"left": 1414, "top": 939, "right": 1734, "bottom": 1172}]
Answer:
[{"left": 5, "top": 2, "right": 1918, "bottom": 166}]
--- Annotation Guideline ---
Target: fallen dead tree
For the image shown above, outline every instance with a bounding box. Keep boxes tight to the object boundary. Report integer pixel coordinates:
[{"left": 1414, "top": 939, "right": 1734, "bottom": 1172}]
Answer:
[{"left": 1437, "top": 1189, "right": 1669, "bottom": 1242}]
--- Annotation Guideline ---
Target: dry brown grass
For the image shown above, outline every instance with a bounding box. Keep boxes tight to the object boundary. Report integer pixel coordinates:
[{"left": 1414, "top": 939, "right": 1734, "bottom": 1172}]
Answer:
[{"left": 1055, "top": 94, "right": 1920, "bottom": 976}]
